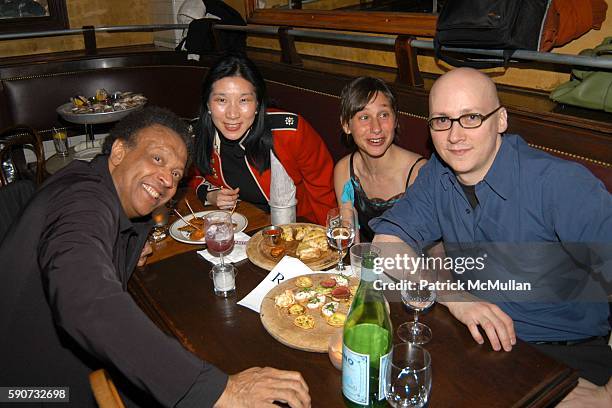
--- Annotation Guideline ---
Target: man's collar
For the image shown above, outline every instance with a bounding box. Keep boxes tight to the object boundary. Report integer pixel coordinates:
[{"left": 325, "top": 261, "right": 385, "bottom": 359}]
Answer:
[
  {"left": 481, "top": 135, "right": 517, "bottom": 200},
  {"left": 436, "top": 135, "right": 517, "bottom": 200}
]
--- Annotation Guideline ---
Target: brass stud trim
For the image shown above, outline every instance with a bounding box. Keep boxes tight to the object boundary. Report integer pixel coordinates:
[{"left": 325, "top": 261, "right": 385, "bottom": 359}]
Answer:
[{"left": 527, "top": 143, "right": 611, "bottom": 168}]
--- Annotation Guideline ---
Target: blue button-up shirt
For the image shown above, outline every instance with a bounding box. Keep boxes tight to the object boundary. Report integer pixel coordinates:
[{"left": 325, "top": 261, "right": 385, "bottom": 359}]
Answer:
[{"left": 371, "top": 134, "right": 612, "bottom": 341}]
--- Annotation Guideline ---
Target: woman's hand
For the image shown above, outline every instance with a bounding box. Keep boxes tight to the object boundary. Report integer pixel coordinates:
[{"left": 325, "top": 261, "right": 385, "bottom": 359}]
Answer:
[{"left": 208, "top": 187, "right": 240, "bottom": 210}]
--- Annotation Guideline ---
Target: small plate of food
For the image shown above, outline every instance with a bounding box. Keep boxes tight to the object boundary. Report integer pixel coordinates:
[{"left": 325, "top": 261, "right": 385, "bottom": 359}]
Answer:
[
  {"left": 168, "top": 210, "right": 248, "bottom": 244},
  {"left": 246, "top": 223, "right": 339, "bottom": 271}
]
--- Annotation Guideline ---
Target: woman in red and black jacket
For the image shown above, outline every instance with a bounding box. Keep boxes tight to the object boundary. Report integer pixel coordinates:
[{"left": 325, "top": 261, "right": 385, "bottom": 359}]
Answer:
[{"left": 191, "top": 53, "right": 336, "bottom": 225}]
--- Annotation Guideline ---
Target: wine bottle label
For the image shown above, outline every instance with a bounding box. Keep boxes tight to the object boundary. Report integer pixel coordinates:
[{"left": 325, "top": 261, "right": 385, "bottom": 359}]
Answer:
[
  {"left": 342, "top": 345, "right": 392, "bottom": 404},
  {"left": 342, "top": 344, "right": 370, "bottom": 404},
  {"left": 378, "top": 350, "right": 391, "bottom": 401}
]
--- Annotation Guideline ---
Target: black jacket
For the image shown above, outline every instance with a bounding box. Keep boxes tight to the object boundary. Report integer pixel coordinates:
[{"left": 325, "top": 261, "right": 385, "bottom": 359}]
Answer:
[{"left": 0, "top": 156, "right": 227, "bottom": 407}]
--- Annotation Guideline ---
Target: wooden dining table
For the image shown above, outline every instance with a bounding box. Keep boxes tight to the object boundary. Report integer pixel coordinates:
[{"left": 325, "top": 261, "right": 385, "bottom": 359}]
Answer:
[{"left": 130, "top": 189, "right": 578, "bottom": 407}]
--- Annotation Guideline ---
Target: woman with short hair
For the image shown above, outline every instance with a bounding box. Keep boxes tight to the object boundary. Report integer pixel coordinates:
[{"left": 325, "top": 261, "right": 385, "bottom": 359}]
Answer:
[{"left": 334, "top": 76, "right": 426, "bottom": 241}]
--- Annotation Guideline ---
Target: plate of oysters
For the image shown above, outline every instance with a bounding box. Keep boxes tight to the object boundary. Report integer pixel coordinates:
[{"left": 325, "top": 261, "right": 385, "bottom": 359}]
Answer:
[
  {"left": 56, "top": 89, "right": 147, "bottom": 124},
  {"left": 246, "top": 223, "right": 339, "bottom": 271}
]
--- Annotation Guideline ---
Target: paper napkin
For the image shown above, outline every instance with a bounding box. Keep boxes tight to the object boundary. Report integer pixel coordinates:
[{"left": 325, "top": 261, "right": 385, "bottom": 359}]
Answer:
[
  {"left": 238, "top": 256, "right": 319, "bottom": 313},
  {"left": 74, "top": 139, "right": 103, "bottom": 152},
  {"left": 197, "top": 232, "right": 250, "bottom": 265}
]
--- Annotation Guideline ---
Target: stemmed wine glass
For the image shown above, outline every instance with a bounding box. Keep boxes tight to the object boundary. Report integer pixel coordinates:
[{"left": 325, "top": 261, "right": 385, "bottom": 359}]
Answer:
[
  {"left": 397, "top": 266, "right": 437, "bottom": 344},
  {"left": 204, "top": 211, "right": 235, "bottom": 266},
  {"left": 385, "top": 342, "right": 432, "bottom": 408},
  {"left": 205, "top": 211, "right": 236, "bottom": 297},
  {"left": 326, "top": 207, "right": 356, "bottom": 271}
]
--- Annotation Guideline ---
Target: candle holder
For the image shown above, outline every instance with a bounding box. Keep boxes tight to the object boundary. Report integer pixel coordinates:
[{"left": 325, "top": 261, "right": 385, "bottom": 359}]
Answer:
[
  {"left": 211, "top": 263, "right": 236, "bottom": 297},
  {"left": 328, "top": 329, "right": 343, "bottom": 370}
]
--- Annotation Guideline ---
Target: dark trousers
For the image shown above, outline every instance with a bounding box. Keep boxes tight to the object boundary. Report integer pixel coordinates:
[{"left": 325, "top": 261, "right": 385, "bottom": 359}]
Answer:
[{"left": 531, "top": 336, "right": 612, "bottom": 385}]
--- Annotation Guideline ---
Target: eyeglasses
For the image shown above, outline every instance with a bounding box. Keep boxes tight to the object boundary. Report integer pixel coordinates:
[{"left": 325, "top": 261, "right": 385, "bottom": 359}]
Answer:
[{"left": 428, "top": 106, "right": 503, "bottom": 131}]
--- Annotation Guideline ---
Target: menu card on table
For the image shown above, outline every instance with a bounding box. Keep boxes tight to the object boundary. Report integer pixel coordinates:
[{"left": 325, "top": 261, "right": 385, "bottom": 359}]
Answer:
[{"left": 238, "top": 256, "right": 341, "bottom": 313}]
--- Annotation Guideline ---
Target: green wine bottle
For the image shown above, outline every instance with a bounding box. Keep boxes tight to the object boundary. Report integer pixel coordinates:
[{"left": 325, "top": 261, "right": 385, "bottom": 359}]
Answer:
[{"left": 342, "top": 252, "right": 393, "bottom": 407}]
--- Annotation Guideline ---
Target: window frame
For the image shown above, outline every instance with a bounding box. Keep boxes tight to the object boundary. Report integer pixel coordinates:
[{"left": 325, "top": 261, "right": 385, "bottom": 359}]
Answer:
[{"left": 245, "top": 0, "right": 437, "bottom": 36}]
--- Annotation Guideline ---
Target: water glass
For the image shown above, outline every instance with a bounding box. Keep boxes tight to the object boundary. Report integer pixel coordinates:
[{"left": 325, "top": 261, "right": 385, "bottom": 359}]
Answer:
[
  {"left": 386, "top": 343, "right": 432, "bottom": 408},
  {"left": 397, "top": 267, "right": 437, "bottom": 345},
  {"left": 349, "top": 243, "right": 381, "bottom": 279},
  {"left": 52, "top": 129, "right": 69, "bottom": 157}
]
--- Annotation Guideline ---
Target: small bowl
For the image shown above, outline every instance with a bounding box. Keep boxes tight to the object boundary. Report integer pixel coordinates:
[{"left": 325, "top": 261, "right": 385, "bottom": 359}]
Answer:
[{"left": 262, "top": 225, "right": 282, "bottom": 245}]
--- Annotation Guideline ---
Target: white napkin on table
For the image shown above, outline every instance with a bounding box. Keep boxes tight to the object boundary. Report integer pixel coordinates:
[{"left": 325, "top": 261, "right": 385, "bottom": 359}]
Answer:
[
  {"left": 197, "top": 232, "right": 250, "bottom": 264},
  {"left": 238, "top": 256, "right": 339, "bottom": 313},
  {"left": 74, "top": 139, "right": 103, "bottom": 152}
]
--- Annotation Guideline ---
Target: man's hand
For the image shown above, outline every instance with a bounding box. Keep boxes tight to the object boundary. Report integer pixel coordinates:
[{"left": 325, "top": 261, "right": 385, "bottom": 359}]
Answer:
[
  {"left": 214, "top": 367, "right": 311, "bottom": 408},
  {"left": 443, "top": 298, "right": 516, "bottom": 351},
  {"left": 208, "top": 187, "right": 240, "bottom": 210},
  {"left": 557, "top": 377, "right": 612, "bottom": 407},
  {"left": 137, "top": 241, "right": 153, "bottom": 267}
]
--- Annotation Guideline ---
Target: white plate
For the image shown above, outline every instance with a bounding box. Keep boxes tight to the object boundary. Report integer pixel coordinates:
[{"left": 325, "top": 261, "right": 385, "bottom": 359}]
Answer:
[
  {"left": 74, "top": 147, "right": 102, "bottom": 162},
  {"left": 169, "top": 210, "right": 248, "bottom": 245},
  {"left": 56, "top": 102, "right": 145, "bottom": 125}
]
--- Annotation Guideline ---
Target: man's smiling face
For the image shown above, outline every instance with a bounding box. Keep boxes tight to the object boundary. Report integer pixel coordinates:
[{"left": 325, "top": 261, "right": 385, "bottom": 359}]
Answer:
[{"left": 109, "top": 124, "right": 188, "bottom": 218}]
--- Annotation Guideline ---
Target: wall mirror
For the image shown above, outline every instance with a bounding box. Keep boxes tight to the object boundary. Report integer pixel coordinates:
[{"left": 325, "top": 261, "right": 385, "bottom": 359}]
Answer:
[{"left": 0, "top": 0, "right": 69, "bottom": 35}]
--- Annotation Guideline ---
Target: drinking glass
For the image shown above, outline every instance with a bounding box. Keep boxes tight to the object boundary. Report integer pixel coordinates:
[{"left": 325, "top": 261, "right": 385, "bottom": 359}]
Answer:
[
  {"left": 52, "top": 129, "right": 69, "bottom": 157},
  {"left": 326, "top": 207, "right": 356, "bottom": 271},
  {"left": 204, "top": 211, "right": 235, "bottom": 266},
  {"left": 349, "top": 243, "right": 381, "bottom": 279},
  {"left": 397, "top": 267, "right": 437, "bottom": 344},
  {"left": 386, "top": 342, "right": 432, "bottom": 408}
]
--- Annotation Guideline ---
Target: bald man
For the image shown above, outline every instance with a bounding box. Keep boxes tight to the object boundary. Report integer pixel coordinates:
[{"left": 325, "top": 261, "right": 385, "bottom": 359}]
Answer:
[{"left": 372, "top": 68, "right": 611, "bottom": 387}]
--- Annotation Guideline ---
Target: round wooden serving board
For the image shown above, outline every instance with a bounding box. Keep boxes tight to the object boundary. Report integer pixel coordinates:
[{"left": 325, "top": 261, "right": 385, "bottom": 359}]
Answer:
[
  {"left": 260, "top": 273, "right": 357, "bottom": 353},
  {"left": 246, "top": 223, "right": 338, "bottom": 271}
]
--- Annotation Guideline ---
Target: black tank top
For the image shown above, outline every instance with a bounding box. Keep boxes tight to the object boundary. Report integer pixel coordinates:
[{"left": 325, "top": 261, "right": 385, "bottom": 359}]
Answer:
[{"left": 350, "top": 153, "right": 425, "bottom": 242}]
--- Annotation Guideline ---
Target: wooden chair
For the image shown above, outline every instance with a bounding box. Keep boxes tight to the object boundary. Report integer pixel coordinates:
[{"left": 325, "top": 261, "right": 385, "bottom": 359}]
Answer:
[
  {"left": 89, "top": 369, "right": 126, "bottom": 408},
  {"left": 0, "top": 125, "right": 45, "bottom": 186}
]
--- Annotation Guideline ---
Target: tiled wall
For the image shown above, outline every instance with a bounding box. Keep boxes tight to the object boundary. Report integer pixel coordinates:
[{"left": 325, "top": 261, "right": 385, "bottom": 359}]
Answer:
[{"left": 150, "top": 0, "right": 187, "bottom": 48}]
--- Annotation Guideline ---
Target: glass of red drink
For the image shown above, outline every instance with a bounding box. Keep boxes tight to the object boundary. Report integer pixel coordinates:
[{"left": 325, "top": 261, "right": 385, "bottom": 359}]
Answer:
[{"left": 204, "top": 211, "right": 235, "bottom": 266}]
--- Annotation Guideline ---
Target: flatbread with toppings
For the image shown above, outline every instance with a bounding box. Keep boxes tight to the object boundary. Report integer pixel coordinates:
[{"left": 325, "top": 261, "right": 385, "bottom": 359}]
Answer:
[
  {"left": 295, "top": 276, "right": 313, "bottom": 288},
  {"left": 274, "top": 290, "right": 295, "bottom": 308},
  {"left": 288, "top": 304, "right": 306, "bottom": 316},
  {"left": 294, "top": 315, "right": 315, "bottom": 330},
  {"left": 327, "top": 312, "right": 346, "bottom": 327}
]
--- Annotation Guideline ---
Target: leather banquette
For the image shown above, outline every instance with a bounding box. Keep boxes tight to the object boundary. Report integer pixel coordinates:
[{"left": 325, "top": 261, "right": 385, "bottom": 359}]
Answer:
[
  {"left": 0, "top": 65, "right": 207, "bottom": 135},
  {"left": 0, "top": 54, "right": 609, "bottom": 192}
]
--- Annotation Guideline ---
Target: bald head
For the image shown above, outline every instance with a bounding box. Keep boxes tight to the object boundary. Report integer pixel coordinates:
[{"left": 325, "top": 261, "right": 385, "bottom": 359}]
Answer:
[
  {"left": 429, "top": 68, "right": 500, "bottom": 115},
  {"left": 427, "top": 68, "right": 508, "bottom": 185}
]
